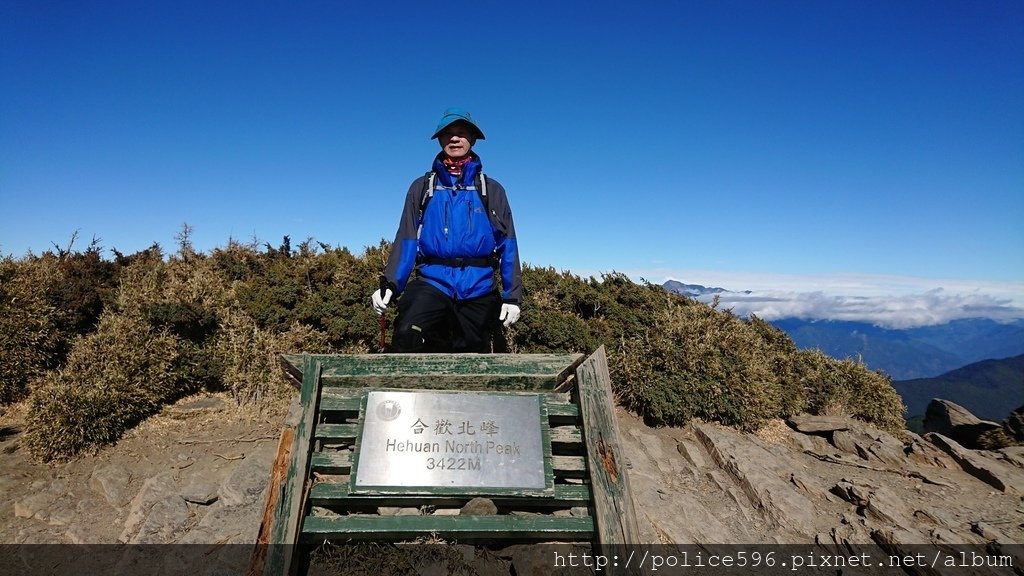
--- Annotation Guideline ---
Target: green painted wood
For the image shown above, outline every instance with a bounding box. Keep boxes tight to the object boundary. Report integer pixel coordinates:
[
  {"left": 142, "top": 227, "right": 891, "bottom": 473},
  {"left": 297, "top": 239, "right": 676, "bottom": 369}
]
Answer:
[
  {"left": 553, "top": 455, "right": 588, "bottom": 477},
  {"left": 309, "top": 452, "right": 351, "bottom": 475},
  {"left": 539, "top": 399, "right": 555, "bottom": 494},
  {"left": 576, "top": 346, "right": 644, "bottom": 575},
  {"left": 545, "top": 401, "right": 580, "bottom": 424},
  {"left": 314, "top": 423, "right": 359, "bottom": 441},
  {"left": 319, "top": 373, "right": 552, "bottom": 390},
  {"left": 264, "top": 357, "right": 322, "bottom": 576},
  {"left": 285, "top": 353, "right": 581, "bottom": 376},
  {"left": 308, "top": 482, "right": 591, "bottom": 508},
  {"left": 302, "top": 514, "right": 593, "bottom": 541},
  {"left": 318, "top": 393, "right": 361, "bottom": 412},
  {"left": 282, "top": 353, "right": 581, "bottom": 391},
  {"left": 344, "top": 484, "right": 556, "bottom": 499},
  {"left": 550, "top": 426, "right": 582, "bottom": 444}
]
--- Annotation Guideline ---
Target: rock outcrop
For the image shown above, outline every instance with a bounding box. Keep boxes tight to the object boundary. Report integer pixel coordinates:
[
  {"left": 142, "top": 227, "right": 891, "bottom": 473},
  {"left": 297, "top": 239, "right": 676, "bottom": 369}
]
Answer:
[
  {"left": 924, "top": 399, "right": 1003, "bottom": 449},
  {"left": 4, "top": 394, "right": 1023, "bottom": 575},
  {"left": 620, "top": 402, "right": 1024, "bottom": 573}
]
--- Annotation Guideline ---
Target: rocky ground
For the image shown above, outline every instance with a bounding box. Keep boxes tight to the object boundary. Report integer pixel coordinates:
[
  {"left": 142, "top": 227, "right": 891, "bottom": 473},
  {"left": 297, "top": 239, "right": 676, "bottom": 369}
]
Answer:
[
  {"left": 618, "top": 408, "right": 1024, "bottom": 550},
  {"left": 0, "top": 393, "right": 287, "bottom": 574},
  {"left": 1, "top": 392, "right": 1022, "bottom": 575}
]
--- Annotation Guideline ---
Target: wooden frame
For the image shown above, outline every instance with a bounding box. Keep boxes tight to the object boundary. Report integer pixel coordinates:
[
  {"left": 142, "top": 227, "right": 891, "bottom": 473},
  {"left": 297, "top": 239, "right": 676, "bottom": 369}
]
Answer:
[{"left": 259, "top": 347, "right": 641, "bottom": 576}]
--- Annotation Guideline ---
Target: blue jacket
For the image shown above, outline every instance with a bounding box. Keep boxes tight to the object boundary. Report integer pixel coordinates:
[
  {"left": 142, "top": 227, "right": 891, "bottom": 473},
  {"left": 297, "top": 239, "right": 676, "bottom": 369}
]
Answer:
[{"left": 384, "top": 152, "right": 522, "bottom": 304}]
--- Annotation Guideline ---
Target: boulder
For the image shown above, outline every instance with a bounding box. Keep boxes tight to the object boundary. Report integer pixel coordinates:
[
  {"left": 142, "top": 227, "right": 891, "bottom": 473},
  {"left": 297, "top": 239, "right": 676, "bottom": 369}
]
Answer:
[
  {"left": 119, "top": 472, "right": 177, "bottom": 543},
  {"left": 14, "top": 491, "right": 56, "bottom": 520},
  {"left": 177, "top": 499, "right": 262, "bottom": 545},
  {"left": 219, "top": 442, "right": 275, "bottom": 507},
  {"left": 460, "top": 497, "right": 497, "bottom": 516},
  {"left": 14, "top": 479, "right": 67, "bottom": 522},
  {"left": 923, "top": 399, "right": 1002, "bottom": 449},
  {"left": 999, "top": 445, "right": 1024, "bottom": 469},
  {"left": 128, "top": 494, "right": 190, "bottom": 544},
  {"left": 180, "top": 482, "right": 219, "bottom": 506},
  {"left": 89, "top": 464, "right": 132, "bottom": 506},
  {"left": 831, "top": 425, "right": 906, "bottom": 467}
]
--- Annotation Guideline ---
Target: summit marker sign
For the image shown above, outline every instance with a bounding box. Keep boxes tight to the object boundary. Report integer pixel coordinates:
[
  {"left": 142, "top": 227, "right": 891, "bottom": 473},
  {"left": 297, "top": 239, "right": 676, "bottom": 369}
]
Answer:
[{"left": 352, "top": 390, "right": 547, "bottom": 492}]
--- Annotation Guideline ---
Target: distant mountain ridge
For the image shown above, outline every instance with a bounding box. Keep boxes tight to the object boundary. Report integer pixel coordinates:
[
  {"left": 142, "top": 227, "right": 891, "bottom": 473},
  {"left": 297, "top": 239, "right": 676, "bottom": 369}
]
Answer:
[
  {"left": 892, "top": 354, "right": 1024, "bottom": 421},
  {"left": 661, "top": 280, "right": 1024, "bottom": 380},
  {"left": 769, "top": 317, "right": 1024, "bottom": 380},
  {"left": 661, "top": 280, "right": 746, "bottom": 298}
]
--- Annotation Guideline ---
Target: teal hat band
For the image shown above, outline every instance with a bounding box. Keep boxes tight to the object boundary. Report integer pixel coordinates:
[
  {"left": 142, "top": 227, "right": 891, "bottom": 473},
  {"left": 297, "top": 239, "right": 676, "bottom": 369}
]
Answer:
[{"left": 431, "top": 107, "right": 485, "bottom": 140}]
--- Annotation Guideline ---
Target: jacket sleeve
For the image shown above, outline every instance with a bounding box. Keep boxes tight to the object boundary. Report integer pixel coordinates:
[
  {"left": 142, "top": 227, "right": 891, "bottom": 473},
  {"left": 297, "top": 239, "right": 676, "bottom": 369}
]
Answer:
[
  {"left": 486, "top": 177, "right": 523, "bottom": 305},
  {"left": 383, "top": 176, "right": 425, "bottom": 294}
]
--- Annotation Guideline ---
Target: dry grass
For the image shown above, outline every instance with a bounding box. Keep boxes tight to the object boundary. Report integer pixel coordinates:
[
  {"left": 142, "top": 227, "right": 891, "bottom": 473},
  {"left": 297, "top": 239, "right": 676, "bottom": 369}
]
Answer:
[
  {"left": 310, "top": 541, "right": 488, "bottom": 576},
  {"left": 754, "top": 418, "right": 791, "bottom": 444},
  {"left": 0, "top": 397, "right": 31, "bottom": 428}
]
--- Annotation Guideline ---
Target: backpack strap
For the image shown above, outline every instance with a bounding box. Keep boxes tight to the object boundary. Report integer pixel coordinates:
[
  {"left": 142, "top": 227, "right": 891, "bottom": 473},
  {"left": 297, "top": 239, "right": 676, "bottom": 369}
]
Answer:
[
  {"left": 420, "top": 171, "right": 491, "bottom": 221},
  {"left": 417, "top": 170, "right": 497, "bottom": 231},
  {"left": 476, "top": 172, "right": 489, "bottom": 216},
  {"left": 475, "top": 171, "right": 487, "bottom": 202},
  {"left": 418, "top": 171, "right": 436, "bottom": 224}
]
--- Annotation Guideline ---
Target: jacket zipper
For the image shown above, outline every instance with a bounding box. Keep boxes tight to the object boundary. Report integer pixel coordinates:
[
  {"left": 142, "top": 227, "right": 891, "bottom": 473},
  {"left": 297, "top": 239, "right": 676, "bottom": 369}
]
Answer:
[{"left": 443, "top": 198, "right": 450, "bottom": 238}]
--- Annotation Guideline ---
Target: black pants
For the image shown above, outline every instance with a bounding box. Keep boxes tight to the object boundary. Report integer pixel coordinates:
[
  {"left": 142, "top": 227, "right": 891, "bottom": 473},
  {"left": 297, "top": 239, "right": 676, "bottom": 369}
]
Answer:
[{"left": 391, "top": 279, "right": 501, "bottom": 353}]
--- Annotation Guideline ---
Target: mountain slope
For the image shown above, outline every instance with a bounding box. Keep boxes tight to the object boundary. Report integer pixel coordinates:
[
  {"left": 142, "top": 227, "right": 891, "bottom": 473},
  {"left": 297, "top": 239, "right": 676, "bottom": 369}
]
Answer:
[
  {"left": 770, "top": 318, "right": 964, "bottom": 379},
  {"left": 908, "top": 319, "right": 1024, "bottom": 364},
  {"left": 661, "top": 281, "right": 1024, "bottom": 380},
  {"left": 892, "top": 354, "right": 1024, "bottom": 420},
  {"left": 769, "top": 318, "right": 1024, "bottom": 380}
]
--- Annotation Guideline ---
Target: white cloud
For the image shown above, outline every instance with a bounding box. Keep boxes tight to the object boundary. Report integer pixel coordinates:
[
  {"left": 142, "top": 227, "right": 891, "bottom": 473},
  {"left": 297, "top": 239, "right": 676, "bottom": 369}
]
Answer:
[
  {"left": 623, "top": 269, "right": 1024, "bottom": 329},
  {"left": 693, "top": 288, "right": 1024, "bottom": 329}
]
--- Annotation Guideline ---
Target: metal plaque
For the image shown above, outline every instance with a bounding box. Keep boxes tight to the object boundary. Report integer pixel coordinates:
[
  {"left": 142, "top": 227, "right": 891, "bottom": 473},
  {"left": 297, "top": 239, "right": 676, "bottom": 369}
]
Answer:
[{"left": 353, "top": 391, "right": 546, "bottom": 490}]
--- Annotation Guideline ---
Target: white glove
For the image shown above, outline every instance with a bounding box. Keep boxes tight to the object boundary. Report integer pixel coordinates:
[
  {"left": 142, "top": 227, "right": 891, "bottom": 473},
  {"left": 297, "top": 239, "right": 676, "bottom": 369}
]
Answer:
[
  {"left": 499, "top": 303, "right": 521, "bottom": 328},
  {"left": 372, "top": 288, "right": 393, "bottom": 316}
]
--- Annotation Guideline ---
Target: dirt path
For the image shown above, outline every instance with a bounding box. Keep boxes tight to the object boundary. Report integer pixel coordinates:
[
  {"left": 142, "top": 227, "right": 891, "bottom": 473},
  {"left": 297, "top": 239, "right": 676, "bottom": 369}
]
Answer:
[{"left": 0, "top": 392, "right": 289, "bottom": 545}]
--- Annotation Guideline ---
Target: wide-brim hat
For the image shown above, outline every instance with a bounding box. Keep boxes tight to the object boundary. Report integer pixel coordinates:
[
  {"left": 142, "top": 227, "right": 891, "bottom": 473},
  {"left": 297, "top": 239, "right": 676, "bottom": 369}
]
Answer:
[{"left": 431, "top": 107, "right": 485, "bottom": 140}]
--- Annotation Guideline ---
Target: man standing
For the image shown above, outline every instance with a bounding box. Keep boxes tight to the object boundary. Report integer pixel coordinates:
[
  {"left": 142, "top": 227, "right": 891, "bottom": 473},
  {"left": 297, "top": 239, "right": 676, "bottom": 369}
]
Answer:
[{"left": 371, "top": 108, "right": 521, "bottom": 352}]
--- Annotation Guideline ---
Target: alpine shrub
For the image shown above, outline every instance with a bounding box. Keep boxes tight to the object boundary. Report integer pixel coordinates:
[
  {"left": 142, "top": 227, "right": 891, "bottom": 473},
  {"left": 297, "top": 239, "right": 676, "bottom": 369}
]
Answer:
[
  {"left": 8, "top": 232, "right": 910, "bottom": 459},
  {"left": 508, "top": 266, "right": 603, "bottom": 354},
  {"left": 23, "top": 313, "right": 185, "bottom": 461},
  {"left": 42, "top": 243, "right": 121, "bottom": 339},
  {"left": 0, "top": 258, "right": 65, "bottom": 404},
  {"left": 221, "top": 239, "right": 385, "bottom": 351},
  {"left": 797, "top": 349, "right": 905, "bottom": 433},
  {"left": 611, "top": 290, "right": 786, "bottom": 430},
  {"left": 213, "top": 309, "right": 332, "bottom": 406}
]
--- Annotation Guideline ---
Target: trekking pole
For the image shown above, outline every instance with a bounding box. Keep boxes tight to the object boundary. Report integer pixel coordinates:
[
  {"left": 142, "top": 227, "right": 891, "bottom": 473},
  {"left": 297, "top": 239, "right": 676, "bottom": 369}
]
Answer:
[{"left": 378, "top": 277, "right": 388, "bottom": 351}]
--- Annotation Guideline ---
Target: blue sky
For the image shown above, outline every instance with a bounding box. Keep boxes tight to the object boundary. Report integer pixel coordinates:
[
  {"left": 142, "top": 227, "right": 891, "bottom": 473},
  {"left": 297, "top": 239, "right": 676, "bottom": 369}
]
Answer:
[{"left": 2, "top": 1, "right": 1022, "bottom": 326}]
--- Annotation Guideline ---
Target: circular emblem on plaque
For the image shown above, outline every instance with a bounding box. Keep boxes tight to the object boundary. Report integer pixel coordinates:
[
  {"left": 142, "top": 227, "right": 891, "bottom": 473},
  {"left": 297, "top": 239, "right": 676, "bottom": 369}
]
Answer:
[{"left": 376, "top": 400, "right": 402, "bottom": 421}]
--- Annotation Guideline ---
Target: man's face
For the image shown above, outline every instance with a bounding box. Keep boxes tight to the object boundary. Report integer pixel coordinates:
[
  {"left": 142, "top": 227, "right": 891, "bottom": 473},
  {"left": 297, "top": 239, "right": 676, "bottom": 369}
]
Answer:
[{"left": 438, "top": 122, "right": 475, "bottom": 159}]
